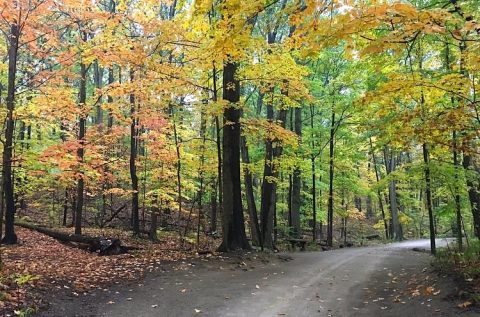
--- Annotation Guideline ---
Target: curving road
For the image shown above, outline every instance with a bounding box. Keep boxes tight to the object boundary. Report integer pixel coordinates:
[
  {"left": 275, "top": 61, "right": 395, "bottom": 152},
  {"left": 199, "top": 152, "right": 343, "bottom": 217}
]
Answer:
[{"left": 38, "top": 239, "right": 477, "bottom": 317}]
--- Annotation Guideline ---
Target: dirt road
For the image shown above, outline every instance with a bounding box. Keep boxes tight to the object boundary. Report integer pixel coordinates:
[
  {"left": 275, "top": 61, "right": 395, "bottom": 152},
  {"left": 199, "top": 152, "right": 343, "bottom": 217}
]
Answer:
[{"left": 37, "top": 239, "right": 477, "bottom": 317}]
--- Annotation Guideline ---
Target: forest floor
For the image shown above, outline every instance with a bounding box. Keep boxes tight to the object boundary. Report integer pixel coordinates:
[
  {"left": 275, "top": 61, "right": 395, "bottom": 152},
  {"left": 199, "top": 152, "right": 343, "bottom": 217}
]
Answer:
[
  {"left": 30, "top": 238, "right": 479, "bottom": 317},
  {"left": 0, "top": 226, "right": 218, "bottom": 316}
]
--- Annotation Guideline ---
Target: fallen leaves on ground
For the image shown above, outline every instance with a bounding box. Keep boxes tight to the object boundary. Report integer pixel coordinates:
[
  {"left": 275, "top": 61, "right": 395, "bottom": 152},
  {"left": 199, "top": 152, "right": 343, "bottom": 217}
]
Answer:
[{"left": 1, "top": 227, "right": 218, "bottom": 315}]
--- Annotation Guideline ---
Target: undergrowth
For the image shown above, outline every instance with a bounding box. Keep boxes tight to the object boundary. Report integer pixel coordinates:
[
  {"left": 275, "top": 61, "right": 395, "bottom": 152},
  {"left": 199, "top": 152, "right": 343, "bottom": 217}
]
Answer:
[{"left": 434, "top": 240, "right": 480, "bottom": 305}]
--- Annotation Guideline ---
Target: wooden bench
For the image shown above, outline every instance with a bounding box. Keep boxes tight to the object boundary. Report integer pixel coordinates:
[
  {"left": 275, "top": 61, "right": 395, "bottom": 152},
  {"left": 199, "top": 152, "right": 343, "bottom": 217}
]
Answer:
[{"left": 287, "top": 238, "right": 308, "bottom": 251}]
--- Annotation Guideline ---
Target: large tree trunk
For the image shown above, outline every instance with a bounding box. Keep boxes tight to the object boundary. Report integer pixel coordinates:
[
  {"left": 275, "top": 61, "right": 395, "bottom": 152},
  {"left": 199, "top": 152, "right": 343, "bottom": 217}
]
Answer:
[
  {"left": 2, "top": 24, "right": 20, "bottom": 244},
  {"left": 260, "top": 104, "right": 287, "bottom": 249},
  {"left": 75, "top": 56, "right": 87, "bottom": 235},
  {"left": 218, "top": 61, "right": 250, "bottom": 252},
  {"left": 130, "top": 70, "right": 140, "bottom": 236},
  {"left": 290, "top": 106, "right": 302, "bottom": 237}
]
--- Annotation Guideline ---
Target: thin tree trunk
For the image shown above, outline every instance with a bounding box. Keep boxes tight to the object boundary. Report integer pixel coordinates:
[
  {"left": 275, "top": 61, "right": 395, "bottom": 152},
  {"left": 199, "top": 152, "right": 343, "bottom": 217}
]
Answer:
[
  {"left": 291, "top": 106, "right": 302, "bottom": 237},
  {"left": 327, "top": 109, "right": 335, "bottom": 247},
  {"left": 172, "top": 109, "right": 182, "bottom": 238},
  {"left": 260, "top": 109, "right": 275, "bottom": 249},
  {"left": 423, "top": 144, "right": 436, "bottom": 255},
  {"left": 212, "top": 63, "right": 221, "bottom": 233},
  {"left": 75, "top": 47, "right": 88, "bottom": 236},
  {"left": 94, "top": 61, "right": 103, "bottom": 126},
  {"left": 62, "top": 189, "right": 68, "bottom": 227},
  {"left": 369, "top": 138, "right": 389, "bottom": 239},
  {"left": 310, "top": 104, "right": 317, "bottom": 241},
  {"left": 130, "top": 70, "right": 140, "bottom": 236},
  {"left": 241, "top": 135, "right": 261, "bottom": 246},
  {"left": 384, "top": 148, "right": 402, "bottom": 240},
  {"left": 196, "top": 110, "right": 207, "bottom": 248},
  {"left": 210, "top": 183, "right": 217, "bottom": 233},
  {"left": 453, "top": 131, "right": 463, "bottom": 250},
  {"left": 150, "top": 209, "right": 158, "bottom": 241},
  {"left": 107, "top": 67, "right": 114, "bottom": 128}
]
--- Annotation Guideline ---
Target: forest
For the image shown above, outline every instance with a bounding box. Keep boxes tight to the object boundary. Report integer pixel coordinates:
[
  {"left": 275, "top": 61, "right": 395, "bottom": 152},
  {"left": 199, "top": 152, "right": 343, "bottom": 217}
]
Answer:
[{"left": 0, "top": 0, "right": 479, "bottom": 315}]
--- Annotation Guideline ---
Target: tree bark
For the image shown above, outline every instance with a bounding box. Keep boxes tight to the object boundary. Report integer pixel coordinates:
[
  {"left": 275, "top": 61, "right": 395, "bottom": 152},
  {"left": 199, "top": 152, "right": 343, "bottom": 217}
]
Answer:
[
  {"left": 422, "top": 144, "right": 436, "bottom": 254},
  {"left": 290, "top": 106, "right": 302, "bottom": 237},
  {"left": 384, "top": 148, "right": 402, "bottom": 241},
  {"left": 212, "top": 64, "right": 222, "bottom": 233},
  {"left": 309, "top": 104, "right": 318, "bottom": 241},
  {"left": 452, "top": 131, "right": 463, "bottom": 250},
  {"left": 241, "top": 135, "right": 261, "bottom": 246},
  {"left": 94, "top": 61, "right": 103, "bottom": 127},
  {"left": 196, "top": 111, "right": 207, "bottom": 248},
  {"left": 463, "top": 153, "right": 480, "bottom": 239},
  {"left": 130, "top": 70, "right": 140, "bottom": 236},
  {"left": 75, "top": 52, "right": 87, "bottom": 235},
  {"left": 260, "top": 102, "right": 287, "bottom": 249},
  {"left": 369, "top": 138, "right": 388, "bottom": 239},
  {"left": 260, "top": 100, "right": 276, "bottom": 249},
  {"left": 16, "top": 222, "right": 134, "bottom": 255},
  {"left": 218, "top": 61, "right": 250, "bottom": 251},
  {"left": 327, "top": 109, "right": 335, "bottom": 247},
  {"left": 2, "top": 23, "right": 20, "bottom": 244},
  {"left": 107, "top": 67, "right": 114, "bottom": 128}
]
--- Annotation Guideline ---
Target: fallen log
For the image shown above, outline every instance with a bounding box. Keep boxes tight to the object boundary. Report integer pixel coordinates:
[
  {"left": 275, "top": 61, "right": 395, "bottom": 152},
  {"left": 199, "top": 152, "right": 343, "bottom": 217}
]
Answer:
[
  {"left": 364, "top": 234, "right": 381, "bottom": 240},
  {"left": 15, "top": 222, "right": 133, "bottom": 255}
]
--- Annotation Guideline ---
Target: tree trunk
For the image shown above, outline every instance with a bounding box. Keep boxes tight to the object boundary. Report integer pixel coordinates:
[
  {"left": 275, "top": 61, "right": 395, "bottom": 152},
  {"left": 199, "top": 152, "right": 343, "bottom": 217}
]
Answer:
[
  {"left": 452, "top": 131, "right": 463, "bottom": 250},
  {"left": 369, "top": 138, "right": 389, "bottom": 239},
  {"left": 463, "top": 154, "right": 480, "bottom": 239},
  {"left": 62, "top": 189, "right": 68, "bottom": 227},
  {"left": 16, "top": 222, "right": 132, "bottom": 255},
  {"left": 212, "top": 64, "right": 222, "bottom": 232},
  {"left": 423, "top": 144, "right": 436, "bottom": 254},
  {"left": 150, "top": 195, "right": 159, "bottom": 241},
  {"left": 107, "top": 67, "right": 114, "bottom": 128},
  {"left": 327, "top": 110, "right": 335, "bottom": 247},
  {"left": 260, "top": 104, "right": 287, "bottom": 249},
  {"left": 260, "top": 101, "right": 276, "bottom": 249},
  {"left": 130, "top": 70, "right": 140, "bottom": 236},
  {"left": 196, "top": 111, "right": 207, "bottom": 248},
  {"left": 2, "top": 24, "right": 20, "bottom": 244},
  {"left": 218, "top": 61, "right": 250, "bottom": 252},
  {"left": 309, "top": 104, "right": 317, "bottom": 241},
  {"left": 291, "top": 106, "right": 302, "bottom": 237},
  {"left": 172, "top": 108, "right": 183, "bottom": 237},
  {"left": 210, "top": 181, "right": 217, "bottom": 233},
  {"left": 384, "top": 148, "right": 402, "bottom": 241},
  {"left": 94, "top": 61, "right": 103, "bottom": 127},
  {"left": 75, "top": 56, "right": 87, "bottom": 235},
  {"left": 241, "top": 135, "right": 261, "bottom": 246}
]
